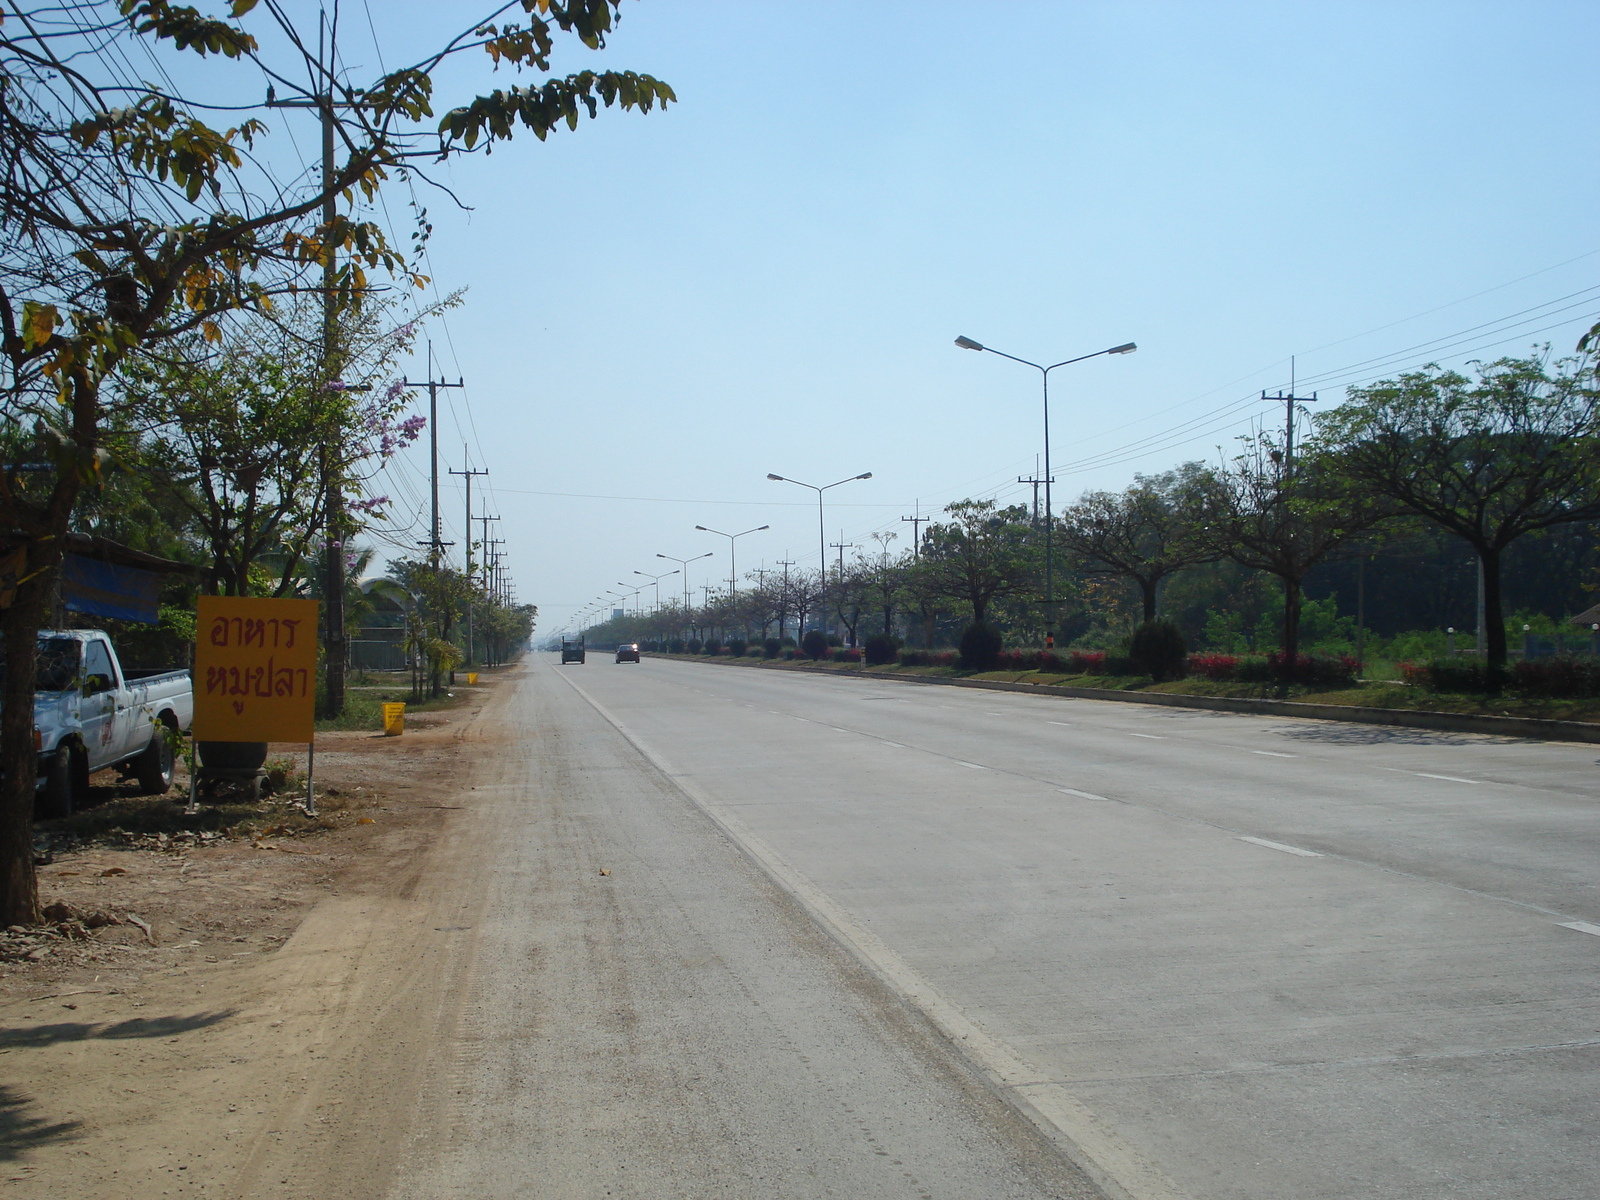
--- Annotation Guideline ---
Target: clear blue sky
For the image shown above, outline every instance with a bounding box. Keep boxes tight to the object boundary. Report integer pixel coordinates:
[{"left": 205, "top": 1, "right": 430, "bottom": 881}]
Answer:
[{"left": 336, "top": 1, "right": 1600, "bottom": 631}]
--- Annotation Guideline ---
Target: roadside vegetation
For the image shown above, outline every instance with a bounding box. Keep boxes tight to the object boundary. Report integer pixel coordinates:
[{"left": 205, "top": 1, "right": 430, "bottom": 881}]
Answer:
[{"left": 590, "top": 354, "right": 1600, "bottom": 720}]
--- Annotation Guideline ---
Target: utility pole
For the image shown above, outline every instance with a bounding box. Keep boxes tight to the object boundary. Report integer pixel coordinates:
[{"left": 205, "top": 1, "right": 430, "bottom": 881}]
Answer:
[
  {"left": 478, "top": 515, "right": 500, "bottom": 592},
  {"left": 400, "top": 364, "right": 465, "bottom": 569},
  {"left": 1017, "top": 463, "right": 1050, "bottom": 526},
  {"left": 830, "top": 533, "right": 856, "bottom": 581},
  {"left": 266, "top": 17, "right": 375, "bottom": 719},
  {"left": 450, "top": 452, "right": 489, "bottom": 665},
  {"left": 776, "top": 558, "right": 794, "bottom": 643},
  {"left": 1262, "top": 362, "right": 1320, "bottom": 478},
  {"left": 901, "top": 503, "right": 930, "bottom": 559}
]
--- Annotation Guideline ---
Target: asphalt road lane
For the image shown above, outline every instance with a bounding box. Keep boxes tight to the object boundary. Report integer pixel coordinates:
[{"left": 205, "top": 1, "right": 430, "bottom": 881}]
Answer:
[
  {"left": 391, "top": 659, "right": 1101, "bottom": 1200},
  {"left": 562, "top": 655, "right": 1600, "bottom": 1200}
]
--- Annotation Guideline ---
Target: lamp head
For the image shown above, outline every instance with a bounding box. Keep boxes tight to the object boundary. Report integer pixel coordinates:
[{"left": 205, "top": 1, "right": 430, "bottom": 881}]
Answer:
[
  {"left": 757, "top": 525, "right": 770, "bottom": 531},
  {"left": 857, "top": 472, "right": 873, "bottom": 480},
  {"left": 954, "top": 335, "right": 984, "bottom": 351},
  {"left": 695, "top": 525, "right": 709, "bottom": 532},
  {"left": 1108, "top": 342, "right": 1138, "bottom": 355},
  {"left": 700, "top": 551, "right": 714, "bottom": 559},
  {"left": 767, "top": 473, "right": 784, "bottom": 481}
]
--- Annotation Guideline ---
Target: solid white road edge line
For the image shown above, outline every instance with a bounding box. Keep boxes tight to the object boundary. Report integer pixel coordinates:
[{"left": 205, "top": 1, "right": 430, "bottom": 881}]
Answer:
[
  {"left": 1558, "top": 921, "right": 1600, "bottom": 937},
  {"left": 1060, "top": 788, "right": 1110, "bottom": 802},
  {"left": 1251, "top": 751, "right": 1296, "bottom": 758},
  {"left": 1238, "top": 836, "right": 1323, "bottom": 858},
  {"left": 1415, "top": 772, "right": 1481, "bottom": 784},
  {"left": 550, "top": 666, "right": 1188, "bottom": 1200},
  {"left": 956, "top": 761, "right": 986, "bottom": 770}
]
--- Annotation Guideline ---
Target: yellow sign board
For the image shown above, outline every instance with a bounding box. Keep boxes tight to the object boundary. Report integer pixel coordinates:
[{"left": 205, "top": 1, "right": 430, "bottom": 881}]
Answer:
[{"left": 193, "top": 596, "right": 320, "bottom": 742}]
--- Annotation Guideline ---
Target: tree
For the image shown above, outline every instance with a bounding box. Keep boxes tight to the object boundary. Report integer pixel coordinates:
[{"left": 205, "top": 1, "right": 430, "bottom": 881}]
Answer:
[
  {"left": 124, "top": 297, "right": 433, "bottom": 597},
  {"left": 1059, "top": 463, "right": 1216, "bottom": 623},
  {"left": 1320, "top": 355, "right": 1600, "bottom": 675},
  {"left": 1197, "top": 433, "right": 1392, "bottom": 670},
  {"left": 0, "top": 0, "right": 674, "bottom": 924},
  {"left": 919, "top": 500, "right": 1032, "bottom": 626}
]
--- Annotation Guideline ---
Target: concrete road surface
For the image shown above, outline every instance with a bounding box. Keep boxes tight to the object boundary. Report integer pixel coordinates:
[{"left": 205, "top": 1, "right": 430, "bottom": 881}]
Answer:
[
  {"left": 481, "top": 654, "right": 1600, "bottom": 1200},
  {"left": 391, "top": 657, "right": 1101, "bottom": 1200}
]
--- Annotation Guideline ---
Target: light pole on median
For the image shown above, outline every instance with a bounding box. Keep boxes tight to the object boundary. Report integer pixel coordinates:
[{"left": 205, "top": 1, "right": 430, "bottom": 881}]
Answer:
[
  {"left": 954, "top": 335, "right": 1136, "bottom": 648},
  {"left": 656, "top": 551, "right": 714, "bottom": 612},
  {"left": 766, "top": 471, "right": 873, "bottom": 584},
  {"left": 694, "top": 524, "right": 769, "bottom": 601},
  {"left": 633, "top": 568, "right": 680, "bottom": 618}
]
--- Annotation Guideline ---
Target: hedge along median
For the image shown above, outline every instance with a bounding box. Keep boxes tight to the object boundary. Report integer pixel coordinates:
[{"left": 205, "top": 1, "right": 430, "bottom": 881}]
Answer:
[{"left": 643, "top": 651, "right": 1600, "bottom": 746}]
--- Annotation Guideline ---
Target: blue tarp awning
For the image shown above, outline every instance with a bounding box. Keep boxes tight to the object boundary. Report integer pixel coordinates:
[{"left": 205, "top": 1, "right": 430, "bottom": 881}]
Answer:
[{"left": 62, "top": 554, "right": 165, "bottom": 624}]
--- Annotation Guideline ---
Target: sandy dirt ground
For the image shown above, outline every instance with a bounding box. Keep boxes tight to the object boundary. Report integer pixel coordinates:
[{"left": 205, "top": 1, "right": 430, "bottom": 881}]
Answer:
[{"left": 0, "top": 667, "right": 515, "bottom": 1199}]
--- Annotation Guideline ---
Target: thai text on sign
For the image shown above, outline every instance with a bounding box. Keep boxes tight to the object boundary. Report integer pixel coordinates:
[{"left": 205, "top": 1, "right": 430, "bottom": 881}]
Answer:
[{"left": 193, "top": 596, "right": 320, "bottom": 742}]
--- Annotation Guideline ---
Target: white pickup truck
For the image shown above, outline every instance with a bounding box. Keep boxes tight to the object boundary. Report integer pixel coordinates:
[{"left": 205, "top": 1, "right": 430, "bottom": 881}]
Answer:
[{"left": 23, "top": 630, "right": 194, "bottom": 818}]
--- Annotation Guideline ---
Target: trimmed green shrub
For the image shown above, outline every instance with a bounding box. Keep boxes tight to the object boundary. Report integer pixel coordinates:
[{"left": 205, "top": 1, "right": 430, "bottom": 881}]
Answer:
[
  {"left": 863, "top": 633, "right": 900, "bottom": 666},
  {"left": 801, "top": 630, "right": 828, "bottom": 660},
  {"left": 958, "top": 622, "right": 1002, "bottom": 672},
  {"left": 763, "top": 637, "right": 781, "bottom": 659},
  {"left": 1130, "top": 619, "right": 1188, "bottom": 682},
  {"left": 727, "top": 638, "right": 747, "bottom": 657},
  {"left": 703, "top": 637, "right": 723, "bottom": 655},
  {"left": 667, "top": 639, "right": 685, "bottom": 654},
  {"left": 685, "top": 638, "right": 701, "bottom": 654}
]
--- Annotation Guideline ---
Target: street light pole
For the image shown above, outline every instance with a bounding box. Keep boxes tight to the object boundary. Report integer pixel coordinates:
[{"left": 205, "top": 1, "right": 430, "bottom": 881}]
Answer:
[
  {"left": 694, "top": 524, "right": 769, "bottom": 600},
  {"left": 656, "top": 551, "right": 715, "bottom": 612},
  {"left": 954, "top": 336, "right": 1136, "bottom": 647},
  {"left": 766, "top": 472, "right": 873, "bottom": 583}
]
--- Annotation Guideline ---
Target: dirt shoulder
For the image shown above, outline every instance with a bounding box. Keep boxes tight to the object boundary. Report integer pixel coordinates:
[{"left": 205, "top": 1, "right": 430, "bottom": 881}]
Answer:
[{"left": 0, "top": 664, "right": 520, "bottom": 1198}]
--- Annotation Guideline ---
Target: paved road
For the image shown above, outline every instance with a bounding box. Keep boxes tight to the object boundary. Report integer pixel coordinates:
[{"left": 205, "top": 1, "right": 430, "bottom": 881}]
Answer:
[
  {"left": 391, "top": 657, "right": 1100, "bottom": 1200},
  {"left": 537, "top": 655, "right": 1600, "bottom": 1200}
]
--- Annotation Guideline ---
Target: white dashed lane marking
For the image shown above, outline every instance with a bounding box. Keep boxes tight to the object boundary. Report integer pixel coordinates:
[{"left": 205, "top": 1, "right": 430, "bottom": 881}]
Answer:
[
  {"left": 1060, "top": 788, "right": 1109, "bottom": 801},
  {"left": 1253, "top": 750, "right": 1296, "bottom": 758},
  {"left": 1415, "top": 772, "right": 1481, "bottom": 785},
  {"left": 956, "top": 761, "right": 986, "bottom": 770},
  {"left": 1239, "top": 836, "right": 1323, "bottom": 858}
]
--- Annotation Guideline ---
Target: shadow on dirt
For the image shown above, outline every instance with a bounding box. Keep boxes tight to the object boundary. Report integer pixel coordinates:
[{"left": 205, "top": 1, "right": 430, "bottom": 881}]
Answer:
[
  {"left": 0, "top": 1009, "right": 235, "bottom": 1050},
  {"left": 0, "top": 1085, "right": 82, "bottom": 1159}
]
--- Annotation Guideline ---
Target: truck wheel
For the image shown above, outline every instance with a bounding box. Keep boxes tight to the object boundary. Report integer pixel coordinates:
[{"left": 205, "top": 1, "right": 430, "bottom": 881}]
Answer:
[
  {"left": 38, "top": 746, "right": 74, "bottom": 819},
  {"left": 134, "top": 721, "right": 176, "bottom": 794}
]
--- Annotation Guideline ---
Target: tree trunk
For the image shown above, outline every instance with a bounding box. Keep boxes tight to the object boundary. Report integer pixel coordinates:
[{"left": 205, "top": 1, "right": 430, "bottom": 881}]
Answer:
[
  {"left": 0, "top": 553, "right": 63, "bottom": 926},
  {"left": 1137, "top": 575, "right": 1158, "bottom": 623},
  {"left": 1279, "top": 574, "right": 1304, "bottom": 670},
  {"left": 1479, "top": 542, "right": 1507, "bottom": 678}
]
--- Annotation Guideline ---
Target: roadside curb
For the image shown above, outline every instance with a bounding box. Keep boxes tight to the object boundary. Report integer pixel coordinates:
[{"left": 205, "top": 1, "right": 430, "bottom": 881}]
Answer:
[{"left": 648, "top": 654, "right": 1600, "bottom": 745}]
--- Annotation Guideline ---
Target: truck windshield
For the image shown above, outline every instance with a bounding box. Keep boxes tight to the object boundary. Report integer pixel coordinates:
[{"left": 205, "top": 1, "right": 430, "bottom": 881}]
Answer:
[{"left": 0, "top": 637, "right": 82, "bottom": 692}]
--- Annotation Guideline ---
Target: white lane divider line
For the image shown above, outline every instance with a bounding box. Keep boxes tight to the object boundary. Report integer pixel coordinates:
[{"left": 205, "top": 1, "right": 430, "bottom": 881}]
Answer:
[
  {"left": 1559, "top": 921, "right": 1600, "bottom": 938},
  {"left": 1239, "top": 836, "right": 1323, "bottom": 858},
  {"left": 956, "top": 761, "right": 986, "bottom": 770},
  {"left": 1049, "top": 721, "right": 1072, "bottom": 727},
  {"left": 830, "top": 726, "right": 850, "bottom": 733},
  {"left": 1415, "top": 772, "right": 1481, "bottom": 784},
  {"left": 1252, "top": 750, "right": 1296, "bottom": 758},
  {"left": 769, "top": 710, "right": 782, "bottom": 714},
  {"left": 1129, "top": 733, "right": 1164, "bottom": 739},
  {"left": 1060, "top": 788, "right": 1109, "bottom": 801},
  {"left": 985, "top": 711, "right": 1006, "bottom": 716},
  {"left": 881, "top": 740, "right": 904, "bottom": 747},
  {"left": 794, "top": 717, "right": 811, "bottom": 723}
]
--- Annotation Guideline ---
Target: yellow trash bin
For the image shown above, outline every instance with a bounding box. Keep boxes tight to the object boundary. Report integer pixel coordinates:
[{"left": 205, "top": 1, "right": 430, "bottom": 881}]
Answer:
[
  {"left": 382, "top": 702, "right": 406, "bottom": 737},
  {"left": 466, "top": 672, "right": 479, "bottom": 685}
]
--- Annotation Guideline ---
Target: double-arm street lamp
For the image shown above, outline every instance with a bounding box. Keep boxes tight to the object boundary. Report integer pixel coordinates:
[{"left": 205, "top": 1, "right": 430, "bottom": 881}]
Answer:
[
  {"left": 766, "top": 472, "right": 873, "bottom": 582},
  {"left": 695, "top": 524, "right": 770, "bottom": 601},
  {"left": 954, "top": 335, "right": 1136, "bottom": 647},
  {"left": 633, "top": 568, "right": 680, "bottom": 615},
  {"left": 656, "top": 550, "right": 715, "bottom": 610}
]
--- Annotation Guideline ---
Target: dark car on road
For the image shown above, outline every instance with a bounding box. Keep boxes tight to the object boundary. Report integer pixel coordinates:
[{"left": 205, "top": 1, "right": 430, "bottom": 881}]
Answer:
[{"left": 615, "top": 642, "right": 641, "bottom": 663}]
